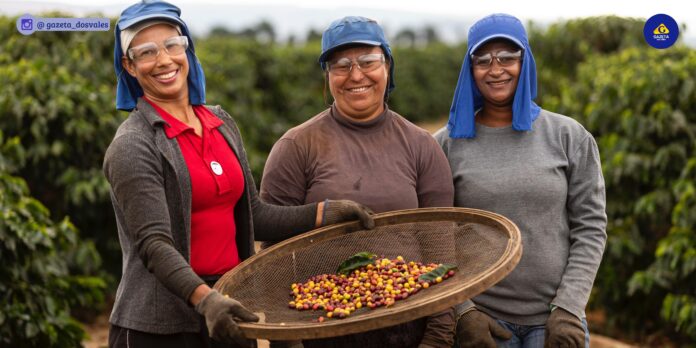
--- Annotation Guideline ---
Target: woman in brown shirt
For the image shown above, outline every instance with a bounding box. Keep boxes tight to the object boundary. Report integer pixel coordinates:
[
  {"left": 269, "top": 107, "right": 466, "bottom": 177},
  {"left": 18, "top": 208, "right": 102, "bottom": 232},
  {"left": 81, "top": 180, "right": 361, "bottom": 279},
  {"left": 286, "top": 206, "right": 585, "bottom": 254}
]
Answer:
[{"left": 260, "top": 16, "right": 455, "bottom": 348}]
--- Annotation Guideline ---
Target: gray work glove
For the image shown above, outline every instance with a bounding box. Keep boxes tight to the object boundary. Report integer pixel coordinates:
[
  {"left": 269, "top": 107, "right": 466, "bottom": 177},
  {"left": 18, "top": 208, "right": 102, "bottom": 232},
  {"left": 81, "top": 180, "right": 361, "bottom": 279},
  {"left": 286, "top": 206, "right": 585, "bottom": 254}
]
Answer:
[
  {"left": 195, "top": 290, "right": 259, "bottom": 346},
  {"left": 456, "top": 309, "right": 512, "bottom": 348},
  {"left": 322, "top": 199, "right": 375, "bottom": 229},
  {"left": 544, "top": 308, "right": 585, "bottom": 348}
]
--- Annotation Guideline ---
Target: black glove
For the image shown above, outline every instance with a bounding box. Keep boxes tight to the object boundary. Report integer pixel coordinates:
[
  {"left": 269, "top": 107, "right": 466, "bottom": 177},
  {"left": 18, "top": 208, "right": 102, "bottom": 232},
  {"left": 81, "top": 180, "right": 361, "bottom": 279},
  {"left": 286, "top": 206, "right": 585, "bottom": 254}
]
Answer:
[
  {"left": 456, "top": 309, "right": 512, "bottom": 348},
  {"left": 322, "top": 199, "right": 375, "bottom": 229},
  {"left": 195, "top": 290, "right": 259, "bottom": 346},
  {"left": 544, "top": 308, "right": 585, "bottom": 348}
]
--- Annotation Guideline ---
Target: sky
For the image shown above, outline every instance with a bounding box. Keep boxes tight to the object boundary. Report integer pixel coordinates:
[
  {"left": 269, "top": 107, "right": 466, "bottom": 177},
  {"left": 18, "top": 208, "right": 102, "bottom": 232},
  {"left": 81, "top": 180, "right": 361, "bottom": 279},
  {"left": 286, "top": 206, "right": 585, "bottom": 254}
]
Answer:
[
  {"left": 221, "top": 0, "right": 693, "bottom": 21},
  {"left": 2, "top": 0, "right": 695, "bottom": 45}
]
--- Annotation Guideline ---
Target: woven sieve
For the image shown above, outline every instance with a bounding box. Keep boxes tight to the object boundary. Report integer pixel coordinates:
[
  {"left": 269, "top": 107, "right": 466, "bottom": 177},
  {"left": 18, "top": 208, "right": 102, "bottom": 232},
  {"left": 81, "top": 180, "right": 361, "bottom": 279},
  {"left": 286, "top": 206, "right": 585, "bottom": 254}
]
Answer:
[{"left": 214, "top": 207, "right": 522, "bottom": 340}]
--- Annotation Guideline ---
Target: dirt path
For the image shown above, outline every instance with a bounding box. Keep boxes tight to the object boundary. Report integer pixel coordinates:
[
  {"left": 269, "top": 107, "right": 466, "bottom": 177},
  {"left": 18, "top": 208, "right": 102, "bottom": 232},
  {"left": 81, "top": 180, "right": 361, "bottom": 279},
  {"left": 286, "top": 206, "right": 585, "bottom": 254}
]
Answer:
[
  {"left": 81, "top": 312, "right": 109, "bottom": 348},
  {"left": 81, "top": 319, "right": 635, "bottom": 348},
  {"left": 418, "top": 118, "right": 447, "bottom": 134}
]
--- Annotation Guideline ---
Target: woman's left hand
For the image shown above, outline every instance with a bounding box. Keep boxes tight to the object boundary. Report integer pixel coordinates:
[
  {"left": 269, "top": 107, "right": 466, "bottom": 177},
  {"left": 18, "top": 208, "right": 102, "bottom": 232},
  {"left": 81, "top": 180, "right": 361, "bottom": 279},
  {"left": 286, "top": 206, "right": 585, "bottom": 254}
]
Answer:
[{"left": 544, "top": 307, "right": 585, "bottom": 348}]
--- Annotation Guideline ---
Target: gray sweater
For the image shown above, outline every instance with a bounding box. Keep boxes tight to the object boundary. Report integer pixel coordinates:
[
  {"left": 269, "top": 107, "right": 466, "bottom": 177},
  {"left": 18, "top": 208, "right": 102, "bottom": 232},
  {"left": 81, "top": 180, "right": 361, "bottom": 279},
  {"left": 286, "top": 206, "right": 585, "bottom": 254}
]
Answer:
[
  {"left": 103, "top": 99, "right": 317, "bottom": 334},
  {"left": 434, "top": 109, "right": 607, "bottom": 325}
]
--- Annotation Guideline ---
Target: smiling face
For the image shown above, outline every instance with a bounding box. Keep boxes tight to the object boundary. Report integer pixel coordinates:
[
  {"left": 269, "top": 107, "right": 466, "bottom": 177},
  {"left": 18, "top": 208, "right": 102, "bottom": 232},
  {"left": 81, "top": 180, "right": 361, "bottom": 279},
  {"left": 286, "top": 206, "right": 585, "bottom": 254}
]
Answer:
[
  {"left": 122, "top": 23, "right": 189, "bottom": 103},
  {"left": 472, "top": 39, "right": 522, "bottom": 108},
  {"left": 327, "top": 45, "right": 389, "bottom": 121}
]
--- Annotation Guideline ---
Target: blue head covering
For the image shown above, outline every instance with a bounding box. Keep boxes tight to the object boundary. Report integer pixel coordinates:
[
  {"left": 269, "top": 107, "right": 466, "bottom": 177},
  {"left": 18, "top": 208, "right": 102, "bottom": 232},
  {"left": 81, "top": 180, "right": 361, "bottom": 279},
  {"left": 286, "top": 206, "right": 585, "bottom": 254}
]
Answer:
[
  {"left": 114, "top": 0, "right": 206, "bottom": 111},
  {"left": 447, "top": 13, "right": 540, "bottom": 138},
  {"left": 319, "top": 16, "right": 395, "bottom": 97}
]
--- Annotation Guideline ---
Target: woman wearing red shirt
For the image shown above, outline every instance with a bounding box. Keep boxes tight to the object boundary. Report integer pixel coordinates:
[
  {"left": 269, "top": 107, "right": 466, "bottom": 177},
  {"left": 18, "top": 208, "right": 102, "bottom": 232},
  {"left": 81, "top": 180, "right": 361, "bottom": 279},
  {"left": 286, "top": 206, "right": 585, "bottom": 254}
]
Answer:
[{"left": 104, "top": 2, "right": 373, "bottom": 347}]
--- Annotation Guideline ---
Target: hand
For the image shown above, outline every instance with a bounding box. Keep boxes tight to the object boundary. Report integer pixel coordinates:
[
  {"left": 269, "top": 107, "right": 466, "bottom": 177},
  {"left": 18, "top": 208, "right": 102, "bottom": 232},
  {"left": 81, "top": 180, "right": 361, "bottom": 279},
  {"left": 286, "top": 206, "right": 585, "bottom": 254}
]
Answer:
[
  {"left": 456, "top": 309, "right": 512, "bottom": 348},
  {"left": 544, "top": 308, "right": 585, "bottom": 348},
  {"left": 322, "top": 199, "right": 375, "bottom": 229},
  {"left": 195, "top": 289, "right": 259, "bottom": 346}
]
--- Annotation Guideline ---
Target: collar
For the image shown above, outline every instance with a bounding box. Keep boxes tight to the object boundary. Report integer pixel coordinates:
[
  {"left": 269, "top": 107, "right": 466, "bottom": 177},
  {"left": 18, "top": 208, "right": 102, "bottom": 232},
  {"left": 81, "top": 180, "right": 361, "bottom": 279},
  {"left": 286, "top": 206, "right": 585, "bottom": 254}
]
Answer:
[
  {"left": 142, "top": 97, "right": 222, "bottom": 139},
  {"left": 330, "top": 103, "right": 390, "bottom": 132}
]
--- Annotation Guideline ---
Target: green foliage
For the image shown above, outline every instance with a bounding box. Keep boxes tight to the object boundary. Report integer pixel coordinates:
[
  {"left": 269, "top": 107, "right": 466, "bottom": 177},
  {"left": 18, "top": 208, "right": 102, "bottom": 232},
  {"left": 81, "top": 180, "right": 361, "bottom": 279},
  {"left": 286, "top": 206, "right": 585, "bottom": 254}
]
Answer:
[
  {"left": 336, "top": 252, "right": 376, "bottom": 275},
  {"left": 418, "top": 264, "right": 457, "bottom": 282},
  {"left": 529, "top": 16, "right": 646, "bottom": 106},
  {"left": 548, "top": 46, "right": 696, "bottom": 342},
  {"left": 2, "top": 11, "right": 696, "bottom": 344},
  {"left": 390, "top": 42, "right": 466, "bottom": 123},
  {"left": 0, "top": 130, "right": 106, "bottom": 347},
  {"left": 530, "top": 16, "right": 646, "bottom": 76},
  {"left": 0, "top": 14, "right": 124, "bottom": 276}
]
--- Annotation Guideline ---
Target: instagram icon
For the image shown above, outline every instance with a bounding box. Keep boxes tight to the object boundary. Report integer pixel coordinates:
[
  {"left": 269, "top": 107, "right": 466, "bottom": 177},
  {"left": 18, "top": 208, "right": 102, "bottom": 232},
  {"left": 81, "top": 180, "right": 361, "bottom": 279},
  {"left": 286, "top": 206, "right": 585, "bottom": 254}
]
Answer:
[{"left": 17, "top": 14, "right": 36, "bottom": 35}]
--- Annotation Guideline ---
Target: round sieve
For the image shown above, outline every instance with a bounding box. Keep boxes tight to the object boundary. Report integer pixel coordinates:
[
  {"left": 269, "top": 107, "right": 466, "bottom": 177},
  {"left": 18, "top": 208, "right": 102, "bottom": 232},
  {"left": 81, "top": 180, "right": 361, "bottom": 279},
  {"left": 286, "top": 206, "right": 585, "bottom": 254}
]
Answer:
[{"left": 214, "top": 207, "right": 522, "bottom": 340}]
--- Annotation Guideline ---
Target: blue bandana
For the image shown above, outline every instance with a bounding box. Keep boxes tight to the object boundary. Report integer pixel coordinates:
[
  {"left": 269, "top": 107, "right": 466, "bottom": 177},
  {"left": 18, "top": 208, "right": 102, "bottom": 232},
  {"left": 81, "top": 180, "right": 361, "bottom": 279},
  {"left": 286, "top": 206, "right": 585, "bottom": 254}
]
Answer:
[
  {"left": 447, "top": 13, "right": 540, "bottom": 138},
  {"left": 114, "top": 0, "right": 206, "bottom": 111}
]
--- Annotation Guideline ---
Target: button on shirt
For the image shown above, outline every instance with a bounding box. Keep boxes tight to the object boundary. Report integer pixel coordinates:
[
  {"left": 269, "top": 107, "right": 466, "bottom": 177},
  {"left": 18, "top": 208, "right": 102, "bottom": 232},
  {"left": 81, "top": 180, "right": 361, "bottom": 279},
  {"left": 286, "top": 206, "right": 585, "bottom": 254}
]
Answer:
[{"left": 145, "top": 98, "right": 244, "bottom": 276}]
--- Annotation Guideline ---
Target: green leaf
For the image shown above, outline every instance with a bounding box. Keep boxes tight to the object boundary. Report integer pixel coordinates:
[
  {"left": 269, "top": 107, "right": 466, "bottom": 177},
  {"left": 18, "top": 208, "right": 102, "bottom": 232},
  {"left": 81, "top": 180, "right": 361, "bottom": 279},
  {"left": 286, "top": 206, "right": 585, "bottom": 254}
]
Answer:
[
  {"left": 419, "top": 264, "right": 458, "bottom": 282},
  {"left": 25, "top": 322, "right": 38, "bottom": 338},
  {"left": 336, "top": 252, "right": 376, "bottom": 275}
]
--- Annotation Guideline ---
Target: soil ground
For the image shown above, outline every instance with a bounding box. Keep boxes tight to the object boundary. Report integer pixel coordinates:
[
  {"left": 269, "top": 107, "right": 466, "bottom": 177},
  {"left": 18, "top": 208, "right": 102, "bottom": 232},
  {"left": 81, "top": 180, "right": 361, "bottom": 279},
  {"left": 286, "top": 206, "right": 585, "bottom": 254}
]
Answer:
[{"left": 79, "top": 308, "right": 638, "bottom": 348}]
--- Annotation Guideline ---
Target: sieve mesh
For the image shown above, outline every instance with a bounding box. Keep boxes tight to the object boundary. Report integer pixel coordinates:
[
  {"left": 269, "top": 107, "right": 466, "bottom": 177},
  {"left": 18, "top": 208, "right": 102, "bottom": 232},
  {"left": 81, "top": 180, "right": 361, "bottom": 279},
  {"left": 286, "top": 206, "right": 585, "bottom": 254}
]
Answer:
[{"left": 215, "top": 208, "right": 521, "bottom": 340}]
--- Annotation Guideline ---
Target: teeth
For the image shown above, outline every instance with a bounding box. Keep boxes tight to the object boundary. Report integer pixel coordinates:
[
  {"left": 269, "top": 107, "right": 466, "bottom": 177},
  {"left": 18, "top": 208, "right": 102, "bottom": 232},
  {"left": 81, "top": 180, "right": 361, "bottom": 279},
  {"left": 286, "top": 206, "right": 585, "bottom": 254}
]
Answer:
[
  {"left": 155, "top": 70, "right": 177, "bottom": 79},
  {"left": 348, "top": 86, "right": 369, "bottom": 92}
]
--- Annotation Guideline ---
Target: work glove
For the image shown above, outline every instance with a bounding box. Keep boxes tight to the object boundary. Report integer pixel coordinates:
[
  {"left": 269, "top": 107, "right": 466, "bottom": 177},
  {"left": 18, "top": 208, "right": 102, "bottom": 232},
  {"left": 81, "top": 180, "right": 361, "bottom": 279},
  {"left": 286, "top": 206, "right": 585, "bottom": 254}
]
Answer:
[
  {"left": 544, "top": 308, "right": 585, "bottom": 348},
  {"left": 456, "top": 309, "right": 512, "bottom": 348},
  {"left": 322, "top": 199, "right": 375, "bottom": 229},
  {"left": 195, "top": 289, "right": 259, "bottom": 346}
]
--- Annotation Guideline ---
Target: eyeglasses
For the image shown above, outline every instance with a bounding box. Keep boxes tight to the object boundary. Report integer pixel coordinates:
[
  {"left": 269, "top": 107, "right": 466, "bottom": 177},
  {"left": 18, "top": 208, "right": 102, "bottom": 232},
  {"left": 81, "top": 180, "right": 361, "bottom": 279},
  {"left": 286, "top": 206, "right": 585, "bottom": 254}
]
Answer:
[
  {"left": 326, "top": 53, "right": 386, "bottom": 76},
  {"left": 128, "top": 36, "right": 189, "bottom": 63},
  {"left": 471, "top": 50, "right": 522, "bottom": 69}
]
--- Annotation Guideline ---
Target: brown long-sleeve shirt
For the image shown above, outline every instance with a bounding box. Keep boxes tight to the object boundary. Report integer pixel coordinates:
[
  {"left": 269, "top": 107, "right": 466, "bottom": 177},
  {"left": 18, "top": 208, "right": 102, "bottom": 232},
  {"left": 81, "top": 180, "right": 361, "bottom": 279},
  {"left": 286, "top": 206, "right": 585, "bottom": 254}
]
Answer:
[
  {"left": 260, "top": 104, "right": 453, "bottom": 214},
  {"left": 260, "top": 104, "right": 455, "bottom": 347}
]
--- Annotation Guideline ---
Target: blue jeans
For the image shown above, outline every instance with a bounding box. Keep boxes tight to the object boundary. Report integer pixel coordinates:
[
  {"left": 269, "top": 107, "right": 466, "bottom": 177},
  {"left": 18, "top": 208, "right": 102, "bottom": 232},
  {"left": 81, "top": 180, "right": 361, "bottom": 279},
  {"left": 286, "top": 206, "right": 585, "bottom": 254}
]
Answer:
[{"left": 493, "top": 318, "right": 590, "bottom": 348}]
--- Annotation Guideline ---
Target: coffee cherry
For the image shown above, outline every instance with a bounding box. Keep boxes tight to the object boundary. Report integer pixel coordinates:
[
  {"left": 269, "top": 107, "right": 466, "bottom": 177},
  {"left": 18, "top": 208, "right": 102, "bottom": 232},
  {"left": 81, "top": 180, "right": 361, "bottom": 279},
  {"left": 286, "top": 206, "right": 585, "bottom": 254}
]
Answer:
[{"left": 289, "top": 256, "right": 454, "bottom": 320}]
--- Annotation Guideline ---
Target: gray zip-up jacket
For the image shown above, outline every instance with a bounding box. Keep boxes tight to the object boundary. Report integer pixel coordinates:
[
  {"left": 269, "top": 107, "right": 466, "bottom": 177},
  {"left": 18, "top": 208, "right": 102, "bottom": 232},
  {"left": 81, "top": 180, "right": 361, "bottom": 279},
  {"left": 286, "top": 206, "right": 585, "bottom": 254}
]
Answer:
[{"left": 103, "top": 99, "right": 317, "bottom": 334}]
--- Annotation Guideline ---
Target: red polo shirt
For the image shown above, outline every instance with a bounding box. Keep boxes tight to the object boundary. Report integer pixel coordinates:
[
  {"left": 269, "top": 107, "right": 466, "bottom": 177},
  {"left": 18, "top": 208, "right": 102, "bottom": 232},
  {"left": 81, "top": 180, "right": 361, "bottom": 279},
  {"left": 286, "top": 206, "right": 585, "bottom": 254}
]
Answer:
[{"left": 145, "top": 98, "right": 243, "bottom": 276}]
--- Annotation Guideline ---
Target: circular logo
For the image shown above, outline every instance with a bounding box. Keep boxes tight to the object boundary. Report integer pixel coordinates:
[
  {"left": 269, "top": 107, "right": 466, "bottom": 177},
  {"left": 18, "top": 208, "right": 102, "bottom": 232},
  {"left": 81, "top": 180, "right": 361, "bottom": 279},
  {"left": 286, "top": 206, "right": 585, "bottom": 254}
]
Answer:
[
  {"left": 210, "top": 161, "right": 223, "bottom": 175},
  {"left": 16, "top": 14, "right": 36, "bottom": 36},
  {"left": 644, "top": 14, "right": 679, "bottom": 49}
]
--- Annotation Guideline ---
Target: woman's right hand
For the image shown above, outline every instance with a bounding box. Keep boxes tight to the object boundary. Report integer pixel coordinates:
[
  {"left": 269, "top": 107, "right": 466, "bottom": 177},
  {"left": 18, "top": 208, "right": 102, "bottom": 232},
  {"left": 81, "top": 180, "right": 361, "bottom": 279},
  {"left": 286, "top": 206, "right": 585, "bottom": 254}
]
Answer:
[
  {"left": 195, "top": 289, "right": 259, "bottom": 346},
  {"left": 321, "top": 199, "right": 375, "bottom": 229}
]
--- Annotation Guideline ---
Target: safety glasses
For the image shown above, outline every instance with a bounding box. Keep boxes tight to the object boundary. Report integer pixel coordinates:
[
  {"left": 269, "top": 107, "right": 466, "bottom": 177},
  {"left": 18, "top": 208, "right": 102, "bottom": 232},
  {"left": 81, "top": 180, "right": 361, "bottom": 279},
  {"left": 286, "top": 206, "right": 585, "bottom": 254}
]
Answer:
[
  {"left": 471, "top": 50, "right": 522, "bottom": 69},
  {"left": 127, "top": 36, "right": 189, "bottom": 63},
  {"left": 326, "top": 53, "right": 385, "bottom": 76}
]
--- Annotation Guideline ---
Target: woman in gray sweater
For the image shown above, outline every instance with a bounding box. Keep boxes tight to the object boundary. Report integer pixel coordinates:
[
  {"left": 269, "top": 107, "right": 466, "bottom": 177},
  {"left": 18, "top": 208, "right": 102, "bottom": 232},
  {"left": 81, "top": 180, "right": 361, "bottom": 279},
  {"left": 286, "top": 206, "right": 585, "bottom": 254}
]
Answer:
[
  {"left": 104, "top": 1, "right": 373, "bottom": 347},
  {"left": 434, "top": 14, "right": 607, "bottom": 348}
]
